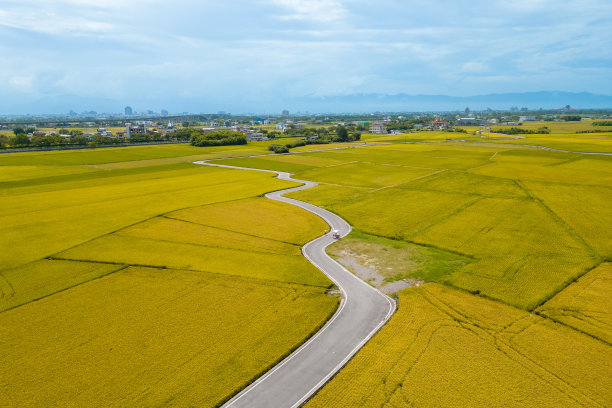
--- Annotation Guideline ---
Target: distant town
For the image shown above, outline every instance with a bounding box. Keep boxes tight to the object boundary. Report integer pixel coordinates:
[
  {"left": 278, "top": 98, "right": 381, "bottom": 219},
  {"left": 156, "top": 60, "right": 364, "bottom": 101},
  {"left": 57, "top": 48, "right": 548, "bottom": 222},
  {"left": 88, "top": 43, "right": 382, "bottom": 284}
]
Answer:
[{"left": 1, "top": 105, "right": 610, "bottom": 150}]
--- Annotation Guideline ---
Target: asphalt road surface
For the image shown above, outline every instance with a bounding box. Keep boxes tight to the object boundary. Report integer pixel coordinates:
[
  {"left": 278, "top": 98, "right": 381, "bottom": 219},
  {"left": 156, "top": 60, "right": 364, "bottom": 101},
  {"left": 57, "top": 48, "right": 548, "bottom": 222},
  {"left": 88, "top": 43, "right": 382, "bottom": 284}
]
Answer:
[{"left": 194, "top": 161, "right": 396, "bottom": 408}]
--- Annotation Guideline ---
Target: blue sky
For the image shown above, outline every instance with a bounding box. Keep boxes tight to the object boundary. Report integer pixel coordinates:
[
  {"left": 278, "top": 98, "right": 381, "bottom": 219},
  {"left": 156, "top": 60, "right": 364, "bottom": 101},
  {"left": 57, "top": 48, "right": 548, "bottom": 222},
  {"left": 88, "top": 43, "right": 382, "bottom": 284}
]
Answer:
[{"left": 1, "top": 0, "right": 611, "bottom": 113}]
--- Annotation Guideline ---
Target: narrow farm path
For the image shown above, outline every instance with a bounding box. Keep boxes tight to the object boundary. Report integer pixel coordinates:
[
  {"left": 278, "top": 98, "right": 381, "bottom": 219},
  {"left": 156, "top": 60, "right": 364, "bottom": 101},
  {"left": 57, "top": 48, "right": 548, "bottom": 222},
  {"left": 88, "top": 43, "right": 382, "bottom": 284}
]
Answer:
[{"left": 194, "top": 160, "right": 396, "bottom": 408}]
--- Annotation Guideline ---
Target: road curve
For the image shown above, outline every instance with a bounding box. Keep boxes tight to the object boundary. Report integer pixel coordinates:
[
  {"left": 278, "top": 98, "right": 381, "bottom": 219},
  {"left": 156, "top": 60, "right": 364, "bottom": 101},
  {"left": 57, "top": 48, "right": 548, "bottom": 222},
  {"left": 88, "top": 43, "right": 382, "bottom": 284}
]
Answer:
[{"left": 194, "top": 160, "right": 396, "bottom": 408}]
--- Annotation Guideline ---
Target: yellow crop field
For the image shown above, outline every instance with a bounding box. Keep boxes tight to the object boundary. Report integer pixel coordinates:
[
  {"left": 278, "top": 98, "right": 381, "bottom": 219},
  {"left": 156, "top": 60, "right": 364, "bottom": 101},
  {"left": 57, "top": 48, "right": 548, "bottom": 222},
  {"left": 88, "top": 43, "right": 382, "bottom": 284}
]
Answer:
[
  {"left": 0, "top": 142, "right": 269, "bottom": 166},
  {"left": 0, "top": 259, "right": 123, "bottom": 312},
  {"left": 212, "top": 152, "right": 346, "bottom": 173},
  {"left": 210, "top": 156, "right": 318, "bottom": 173},
  {"left": 361, "top": 129, "right": 486, "bottom": 144},
  {"left": 412, "top": 197, "right": 595, "bottom": 309},
  {"left": 285, "top": 183, "right": 371, "bottom": 207},
  {"left": 56, "top": 234, "right": 329, "bottom": 286},
  {"left": 168, "top": 197, "right": 328, "bottom": 245},
  {"left": 405, "top": 169, "right": 528, "bottom": 198},
  {"left": 0, "top": 267, "right": 337, "bottom": 408},
  {"left": 537, "top": 263, "right": 612, "bottom": 343},
  {"left": 524, "top": 181, "right": 612, "bottom": 257},
  {"left": 1, "top": 143, "right": 339, "bottom": 406},
  {"left": 480, "top": 120, "right": 612, "bottom": 153},
  {"left": 329, "top": 188, "right": 478, "bottom": 241},
  {"left": 4, "top": 136, "right": 610, "bottom": 407},
  {"left": 302, "top": 146, "right": 492, "bottom": 170},
  {"left": 470, "top": 158, "right": 612, "bottom": 185},
  {"left": 294, "top": 162, "right": 436, "bottom": 188},
  {"left": 0, "top": 166, "right": 296, "bottom": 270},
  {"left": 55, "top": 197, "right": 331, "bottom": 286},
  {"left": 0, "top": 164, "right": 97, "bottom": 182},
  {"left": 279, "top": 142, "right": 608, "bottom": 311},
  {"left": 256, "top": 153, "right": 346, "bottom": 167},
  {"left": 117, "top": 216, "right": 301, "bottom": 255},
  {"left": 306, "top": 284, "right": 611, "bottom": 408},
  {"left": 483, "top": 133, "right": 612, "bottom": 153}
]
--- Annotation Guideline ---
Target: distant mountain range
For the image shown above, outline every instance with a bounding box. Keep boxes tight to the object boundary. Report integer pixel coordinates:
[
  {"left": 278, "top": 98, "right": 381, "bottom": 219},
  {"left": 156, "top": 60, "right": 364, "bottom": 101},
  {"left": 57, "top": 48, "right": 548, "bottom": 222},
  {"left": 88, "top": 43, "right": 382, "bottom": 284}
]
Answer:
[
  {"left": 286, "top": 91, "right": 612, "bottom": 113},
  {"left": 1, "top": 91, "right": 611, "bottom": 115}
]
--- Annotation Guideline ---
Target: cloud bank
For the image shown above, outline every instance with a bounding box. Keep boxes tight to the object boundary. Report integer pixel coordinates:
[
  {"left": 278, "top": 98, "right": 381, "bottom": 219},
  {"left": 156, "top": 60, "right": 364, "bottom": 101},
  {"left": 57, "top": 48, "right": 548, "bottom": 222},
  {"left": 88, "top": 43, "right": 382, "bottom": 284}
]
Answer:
[{"left": 0, "top": 0, "right": 610, "bottom": 113}]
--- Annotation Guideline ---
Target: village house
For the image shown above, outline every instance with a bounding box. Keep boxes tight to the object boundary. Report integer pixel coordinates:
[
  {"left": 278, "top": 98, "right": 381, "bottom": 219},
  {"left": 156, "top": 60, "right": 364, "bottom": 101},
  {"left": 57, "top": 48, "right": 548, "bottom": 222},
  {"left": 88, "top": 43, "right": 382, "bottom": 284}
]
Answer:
[
  {"left": 429, "top": 118, "right": 451, "bottom": 130},
  {"left": 369, "top": 121, "right": 387, "bottom": 134}
]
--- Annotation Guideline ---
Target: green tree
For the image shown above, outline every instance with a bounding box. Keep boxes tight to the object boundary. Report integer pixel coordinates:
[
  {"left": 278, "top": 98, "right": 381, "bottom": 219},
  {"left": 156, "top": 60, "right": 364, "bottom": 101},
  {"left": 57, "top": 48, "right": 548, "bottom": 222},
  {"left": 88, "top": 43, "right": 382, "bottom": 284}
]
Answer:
[
  {"left": 14, "top": 134, "right": 30, "bottom": 146},
  {"left": 13, "top": 127, "right": 25, "bottom": 136},
  {"left": 336, "top": 125, "right": 349, "bottom": 142}
]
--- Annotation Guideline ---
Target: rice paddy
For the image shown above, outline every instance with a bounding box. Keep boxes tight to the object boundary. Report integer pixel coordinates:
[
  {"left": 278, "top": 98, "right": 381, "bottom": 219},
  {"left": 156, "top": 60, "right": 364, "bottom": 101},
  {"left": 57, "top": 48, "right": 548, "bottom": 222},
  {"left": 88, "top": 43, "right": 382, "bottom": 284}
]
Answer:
[
  {"left": 305, "top": 284, "right": 611, "bottom": 408},
  {"left": 537, "top": 263, "right": 612, "bottom": 344},
  {"left": 0, "top": 143, "right": 338, "bottom": 407},
  {"left": 2, "top": 126, "right": 610, "bottom": 407},
  {"left": 0, "top": 266, "right": 337, "bottom": 408},
  {"left": 280, "top": 141, "right": 610, "bottom": 310},
  {"left": 240, "top": 127, "right": 610, "bottom": 407}
]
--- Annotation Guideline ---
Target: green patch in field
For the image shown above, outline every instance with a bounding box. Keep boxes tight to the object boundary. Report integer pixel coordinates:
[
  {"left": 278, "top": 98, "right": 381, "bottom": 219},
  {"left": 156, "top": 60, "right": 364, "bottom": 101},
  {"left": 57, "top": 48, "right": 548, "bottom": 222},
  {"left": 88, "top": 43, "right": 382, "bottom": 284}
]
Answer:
[{"left": 327, "top": 231, "right": 473, "bottom": 291}]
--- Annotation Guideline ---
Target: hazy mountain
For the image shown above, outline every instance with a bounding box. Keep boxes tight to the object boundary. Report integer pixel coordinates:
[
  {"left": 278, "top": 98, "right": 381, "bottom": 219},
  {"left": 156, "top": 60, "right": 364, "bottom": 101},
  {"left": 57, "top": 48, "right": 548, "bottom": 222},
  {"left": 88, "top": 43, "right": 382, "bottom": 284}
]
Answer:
[{"left": 284, "top": 91, "right": 612, "bottom": 113}]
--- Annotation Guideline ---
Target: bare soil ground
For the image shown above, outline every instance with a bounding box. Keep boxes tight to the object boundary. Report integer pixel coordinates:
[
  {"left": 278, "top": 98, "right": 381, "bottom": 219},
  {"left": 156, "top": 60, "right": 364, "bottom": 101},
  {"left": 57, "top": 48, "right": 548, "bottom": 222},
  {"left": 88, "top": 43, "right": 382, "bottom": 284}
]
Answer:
[{"left": 334, "top": 251, "right": 425, "bottom": 294}]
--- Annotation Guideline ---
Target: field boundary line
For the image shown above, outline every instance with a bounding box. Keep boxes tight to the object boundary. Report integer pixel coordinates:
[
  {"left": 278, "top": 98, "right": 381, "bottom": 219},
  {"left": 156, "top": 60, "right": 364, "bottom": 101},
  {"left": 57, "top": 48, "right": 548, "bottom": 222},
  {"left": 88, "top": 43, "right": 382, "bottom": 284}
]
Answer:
[
  {"left": 514, "top": 180, "right": 598, "bottom": 257},
  {"left": 369, "top": 169, "right": 447, "bottom": 193},
  {"left": 159, "top": 215, "right": 305, "bottom": 247},
  {"left": 0, "top": 264, "right": 128, "bottom": 315}
]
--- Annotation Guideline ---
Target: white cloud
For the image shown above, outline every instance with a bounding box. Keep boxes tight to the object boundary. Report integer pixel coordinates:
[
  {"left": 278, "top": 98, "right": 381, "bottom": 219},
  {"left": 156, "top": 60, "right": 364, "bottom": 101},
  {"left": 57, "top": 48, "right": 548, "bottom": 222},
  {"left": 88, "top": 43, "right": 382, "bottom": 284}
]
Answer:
[
  {"left": 269, "top": 0, "right": 347, "bottom": 23},
  {"left": 0, "top": 0, "right": 610, "bottom": 111}
]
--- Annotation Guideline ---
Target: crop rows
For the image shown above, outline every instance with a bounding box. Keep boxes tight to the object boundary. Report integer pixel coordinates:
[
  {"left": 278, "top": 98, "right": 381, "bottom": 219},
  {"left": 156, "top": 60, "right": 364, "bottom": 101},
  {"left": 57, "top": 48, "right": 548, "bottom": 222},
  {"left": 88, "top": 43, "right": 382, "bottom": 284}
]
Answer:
[
  {"left": 537, "top": 263, "right": 612, "bottom": 343},
  {"left": 0, "top": 267, "right": 337, "bottom": 407},
  {"left": 306, "top": 284, "right": 611, "bottom": 408}
]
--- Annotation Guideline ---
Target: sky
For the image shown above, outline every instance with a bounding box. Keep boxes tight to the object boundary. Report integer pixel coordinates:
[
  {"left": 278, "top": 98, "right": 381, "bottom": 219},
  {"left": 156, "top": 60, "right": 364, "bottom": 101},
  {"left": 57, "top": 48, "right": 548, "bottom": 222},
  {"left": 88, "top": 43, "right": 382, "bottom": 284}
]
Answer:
[{"left": 0, "top": 0, "right": 611, "bottom": 113}]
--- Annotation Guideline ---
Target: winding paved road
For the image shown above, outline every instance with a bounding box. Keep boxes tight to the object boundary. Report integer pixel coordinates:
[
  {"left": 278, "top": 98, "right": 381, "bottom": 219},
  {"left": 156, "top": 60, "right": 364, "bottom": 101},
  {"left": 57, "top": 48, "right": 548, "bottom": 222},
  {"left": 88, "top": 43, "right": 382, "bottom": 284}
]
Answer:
[{"left": 194, "top": 161, "right": 396, "bottom": 408}]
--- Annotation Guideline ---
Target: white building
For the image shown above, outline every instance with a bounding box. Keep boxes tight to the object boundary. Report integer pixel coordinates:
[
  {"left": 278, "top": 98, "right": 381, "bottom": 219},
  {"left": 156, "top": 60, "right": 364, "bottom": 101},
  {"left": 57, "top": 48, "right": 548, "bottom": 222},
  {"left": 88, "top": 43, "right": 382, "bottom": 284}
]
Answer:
[
  {"left": 456, "top": 118, "right": 482, "bottom": 126},
  {"left": 246, "top": 132, "right": 268, "bottom": 141},
  {"left": 369, "top": 121, "right": 387, "bottom": 134}
]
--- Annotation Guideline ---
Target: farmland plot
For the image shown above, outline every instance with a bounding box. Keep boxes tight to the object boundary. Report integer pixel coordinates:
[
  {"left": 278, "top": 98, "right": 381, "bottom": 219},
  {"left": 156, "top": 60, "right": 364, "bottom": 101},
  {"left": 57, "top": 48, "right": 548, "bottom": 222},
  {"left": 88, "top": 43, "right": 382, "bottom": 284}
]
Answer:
[
  {"left": 537, "top": 263, "right": 612, "bottom": 343},
  {"left": 1, "top": 144, "right": 337, "bottom": 407},
  {"left": 0, "top": 267, "right": 337, "bottom": 408},
  {"left": 306, "top": 284, "right": 611, "bottom": 408}
]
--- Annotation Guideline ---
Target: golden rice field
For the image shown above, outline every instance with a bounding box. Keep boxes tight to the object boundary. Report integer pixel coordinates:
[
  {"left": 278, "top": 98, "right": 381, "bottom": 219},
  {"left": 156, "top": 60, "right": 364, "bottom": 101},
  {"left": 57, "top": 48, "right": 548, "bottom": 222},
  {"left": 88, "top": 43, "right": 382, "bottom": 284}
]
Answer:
[
  {"left": 482, "top": 120, "right": 612, "bottom": 153},
  {"left": 0, "top": 164, "right": 297, "bottom": 271},
  {"left": 2, "top": 130, "right": 610, "bottom": 407},
  {"left": 537, "top": 263, "right": 612, "bottom": 344},
  {"left": 0, "top": 259, "right": 123, "bottom": 312},
  {"left": 55, "top": 198, "right": 330, "bottom": 287},
  {"left": 245, "top": 133, "right": 611, "bottom": 407},
  {"left": 0, "top": 143, "right": 338, "bottom": 407},
  {"left": 278, "top": 142, "right": 611, "bottom": 310},
  {"left": 306, "top": 284, "right": 611, "bottom": 408},
  {"left": 0, "top": 266, "right": 337, "bottom": 408}
]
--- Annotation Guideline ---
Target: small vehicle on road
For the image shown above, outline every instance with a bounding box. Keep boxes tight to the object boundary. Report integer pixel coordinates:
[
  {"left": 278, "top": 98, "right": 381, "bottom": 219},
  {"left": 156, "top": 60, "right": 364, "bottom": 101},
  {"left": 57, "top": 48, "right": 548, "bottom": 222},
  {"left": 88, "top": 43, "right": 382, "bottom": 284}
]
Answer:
[{"left": 332, "top": 230, "right": 341, "bottom": 239}]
